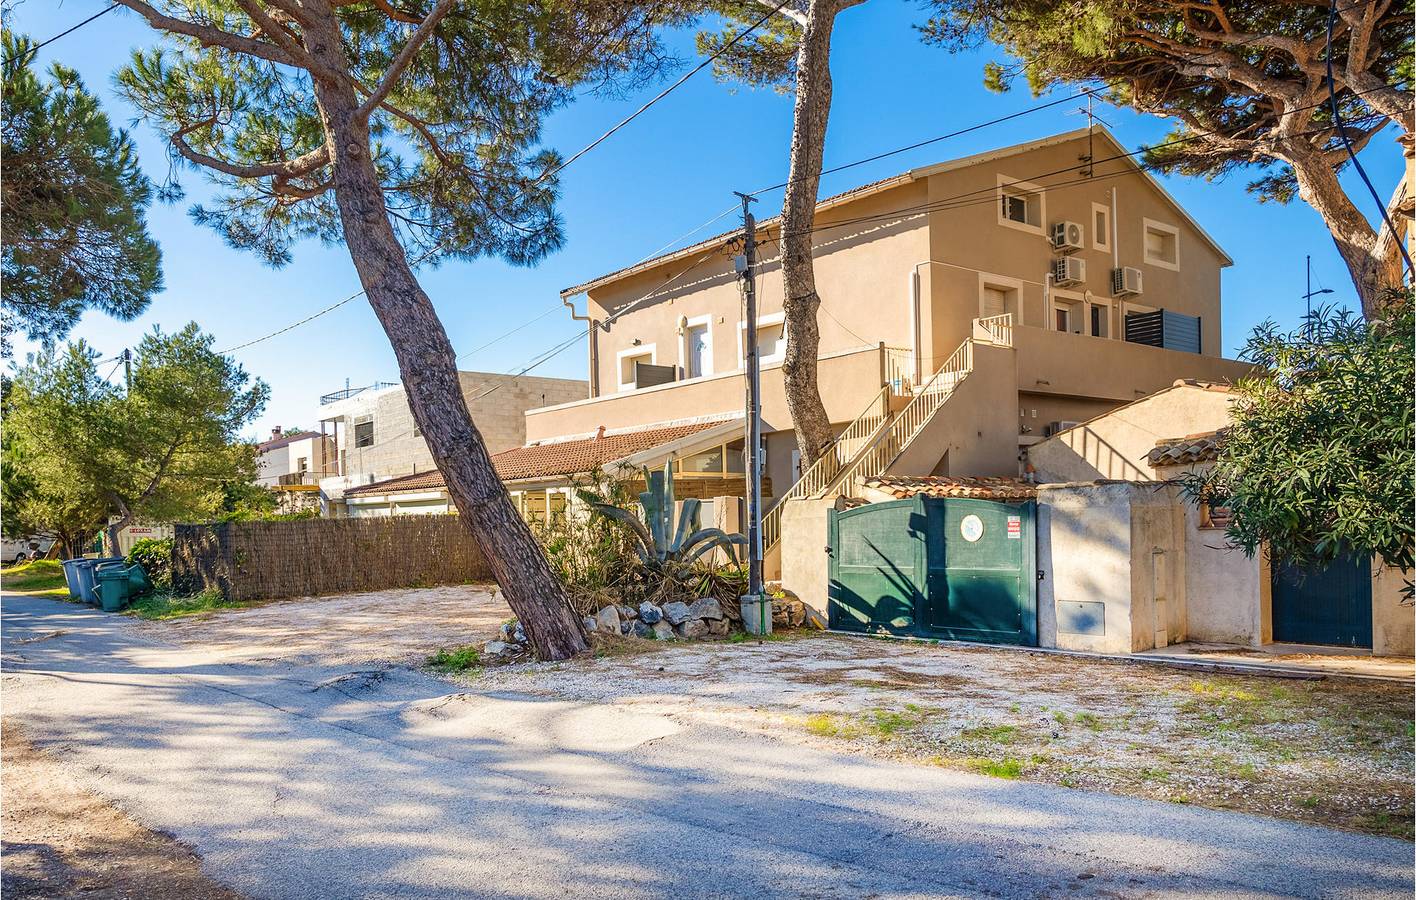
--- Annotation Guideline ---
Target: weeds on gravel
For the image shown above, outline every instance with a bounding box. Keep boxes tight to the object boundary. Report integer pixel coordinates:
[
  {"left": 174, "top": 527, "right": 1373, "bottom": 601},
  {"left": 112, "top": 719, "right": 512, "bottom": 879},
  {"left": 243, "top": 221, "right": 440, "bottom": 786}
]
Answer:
[{"left": 427, "top": 645, "right": 482, "bottom": 673}]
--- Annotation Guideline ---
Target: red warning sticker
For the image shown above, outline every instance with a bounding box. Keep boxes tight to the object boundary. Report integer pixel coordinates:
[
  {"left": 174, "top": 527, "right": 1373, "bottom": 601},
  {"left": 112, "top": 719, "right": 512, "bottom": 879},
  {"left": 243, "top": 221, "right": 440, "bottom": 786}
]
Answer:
[{"left": 1006, "top": 516, "right": 1022, "bottom": 539}]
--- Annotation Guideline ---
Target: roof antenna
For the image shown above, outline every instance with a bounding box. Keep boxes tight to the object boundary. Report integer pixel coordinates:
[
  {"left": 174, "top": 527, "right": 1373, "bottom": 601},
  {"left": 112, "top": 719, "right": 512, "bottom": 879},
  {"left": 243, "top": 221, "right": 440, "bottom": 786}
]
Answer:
[{"left": 1073, "top": 89, "right": 1113, "bottom": 177}]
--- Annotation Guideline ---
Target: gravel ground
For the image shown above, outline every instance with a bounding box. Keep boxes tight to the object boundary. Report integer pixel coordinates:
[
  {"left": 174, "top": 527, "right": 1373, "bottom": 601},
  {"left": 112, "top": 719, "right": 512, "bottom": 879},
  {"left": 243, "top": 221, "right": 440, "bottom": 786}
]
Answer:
[
  {"left": 133, "top": 583, "right": 511, "bottom": 666},
  {"left": 1, "top": 720, "right": 244, "bottom": 899},
  {"left": 5, "top": 591, "right": 1412, "bottom": 899},
  {"left": 466, "top": 631, "right": 1415, "bottom": 839}
]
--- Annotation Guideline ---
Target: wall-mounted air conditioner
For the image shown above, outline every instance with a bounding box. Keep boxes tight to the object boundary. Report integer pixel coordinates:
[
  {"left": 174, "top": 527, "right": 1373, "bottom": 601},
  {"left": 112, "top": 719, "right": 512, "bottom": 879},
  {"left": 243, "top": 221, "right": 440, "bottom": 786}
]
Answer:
[
  {"left": 1051, "top": 220, "right": 1084, "bottom": 252},
  {"left": 1053, "top": 255, "right": 1086, "bottom": 286},
  {"left": 1112, "top": 266, "right": 1144, "bottom": 296},
  {"left": 1044, "top": 420, "right": 1081, "bottom": 437}
]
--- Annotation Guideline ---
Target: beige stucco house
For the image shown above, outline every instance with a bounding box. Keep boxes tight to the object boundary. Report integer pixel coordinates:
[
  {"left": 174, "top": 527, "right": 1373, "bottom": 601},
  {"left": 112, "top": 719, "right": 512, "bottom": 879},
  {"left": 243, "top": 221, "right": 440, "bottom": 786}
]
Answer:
[{"left": 502, "top": 127, "right": 1250, "bottom": 573}]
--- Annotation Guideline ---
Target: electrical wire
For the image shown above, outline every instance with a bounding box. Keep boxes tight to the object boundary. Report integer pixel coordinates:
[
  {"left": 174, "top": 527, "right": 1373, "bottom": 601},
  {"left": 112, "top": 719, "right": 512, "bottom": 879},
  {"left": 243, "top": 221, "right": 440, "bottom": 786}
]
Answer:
[
  {"left": 216, "top": 2, "right": 789, "bottom": 356},
  {"left": 748, "top": 90, "right": 1087, "bottom": 198},
  {"left": 1325, "top": 0, "right": 1413, "bottom": 275},
  {"left": 1, "top": 3, "right": 120, "bottom": 68}
]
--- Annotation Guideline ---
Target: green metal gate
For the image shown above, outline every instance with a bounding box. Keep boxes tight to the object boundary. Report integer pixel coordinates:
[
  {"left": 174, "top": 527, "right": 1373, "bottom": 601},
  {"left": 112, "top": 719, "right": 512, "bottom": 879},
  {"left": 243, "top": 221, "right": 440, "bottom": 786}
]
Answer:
[
  {"left": 1272, "top": 554, "right": 1372, "bottom": 648},
  {"left": 827, "top": 496, "right": 1036, "bottom": 645},
  {"left": 827, "top": 499, "right": 923, "bottom": 635}
]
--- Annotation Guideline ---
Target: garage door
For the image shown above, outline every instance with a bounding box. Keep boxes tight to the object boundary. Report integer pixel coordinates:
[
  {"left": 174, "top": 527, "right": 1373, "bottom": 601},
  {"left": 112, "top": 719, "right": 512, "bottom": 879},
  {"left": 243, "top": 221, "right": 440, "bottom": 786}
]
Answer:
[
  {"left": 827, "top": 496, "right": 1036, "bottom": 645},
  {"left": 1272, "top": 554, "right": 1372, "bottom": 648}
]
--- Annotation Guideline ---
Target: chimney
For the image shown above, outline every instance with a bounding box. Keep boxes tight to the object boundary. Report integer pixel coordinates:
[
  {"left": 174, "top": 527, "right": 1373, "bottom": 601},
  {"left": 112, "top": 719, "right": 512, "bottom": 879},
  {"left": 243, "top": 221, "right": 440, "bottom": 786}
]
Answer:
[
  {"left": 271, "top": 426, "right": 283, "bottom": 440},
  {"left": 594, "top": 425, "right": 606, "bottom": 441}
]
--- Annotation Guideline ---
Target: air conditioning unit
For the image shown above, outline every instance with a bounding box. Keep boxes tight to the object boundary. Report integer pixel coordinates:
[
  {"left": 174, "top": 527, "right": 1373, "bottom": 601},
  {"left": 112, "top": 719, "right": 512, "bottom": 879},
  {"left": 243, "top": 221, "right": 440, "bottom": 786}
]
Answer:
[
  {"left": 1044, "top": 420, "right": 1082, "bottom": 437},
  {"left": 1053, "top": 255, "right": 1086, "bottom": 286},
  {"left": 1051, "top": 220, "right": 1085, "bottom": 252},
  {"left": 1112, "top": 266, "right": 1144, "bottom": 296}
]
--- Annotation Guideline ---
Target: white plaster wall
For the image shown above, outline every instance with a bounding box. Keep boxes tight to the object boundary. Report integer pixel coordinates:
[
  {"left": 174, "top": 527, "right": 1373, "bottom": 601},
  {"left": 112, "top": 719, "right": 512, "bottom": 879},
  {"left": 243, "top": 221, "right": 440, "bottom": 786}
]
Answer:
[{"left": 1036, "top": 483, "right": 1137, "bottom": 654}]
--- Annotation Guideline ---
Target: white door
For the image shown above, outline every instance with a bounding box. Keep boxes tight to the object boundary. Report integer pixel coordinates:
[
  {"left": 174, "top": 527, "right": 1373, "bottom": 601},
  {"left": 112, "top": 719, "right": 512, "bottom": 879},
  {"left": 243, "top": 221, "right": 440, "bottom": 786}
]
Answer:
[{"left": 686, "top": 324, "right": 710, "bottom": 378}]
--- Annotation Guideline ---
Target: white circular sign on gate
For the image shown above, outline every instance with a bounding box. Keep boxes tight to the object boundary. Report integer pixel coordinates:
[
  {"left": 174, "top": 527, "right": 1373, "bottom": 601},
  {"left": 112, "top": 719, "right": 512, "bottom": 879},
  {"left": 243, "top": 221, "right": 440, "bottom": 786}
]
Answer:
[{"left": 959, "top": 514, "right": 985, "bottom": 542}]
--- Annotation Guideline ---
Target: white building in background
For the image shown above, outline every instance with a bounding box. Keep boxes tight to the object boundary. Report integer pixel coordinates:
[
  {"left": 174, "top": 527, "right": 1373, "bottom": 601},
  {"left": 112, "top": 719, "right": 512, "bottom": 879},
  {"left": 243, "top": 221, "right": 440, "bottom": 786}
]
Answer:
[
  {"left": 254, "top": 426, "right": 335, "bottom": 513},
  {"left": 316, "top": 372, "right": 586, "bottom": 517}
]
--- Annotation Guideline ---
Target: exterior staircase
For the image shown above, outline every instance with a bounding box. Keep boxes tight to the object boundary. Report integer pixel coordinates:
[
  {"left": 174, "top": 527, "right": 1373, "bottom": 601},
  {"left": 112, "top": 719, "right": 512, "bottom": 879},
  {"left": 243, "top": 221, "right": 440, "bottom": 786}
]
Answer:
[{"left": 762, "top": 315, "right": 1013, "bottom": 575}]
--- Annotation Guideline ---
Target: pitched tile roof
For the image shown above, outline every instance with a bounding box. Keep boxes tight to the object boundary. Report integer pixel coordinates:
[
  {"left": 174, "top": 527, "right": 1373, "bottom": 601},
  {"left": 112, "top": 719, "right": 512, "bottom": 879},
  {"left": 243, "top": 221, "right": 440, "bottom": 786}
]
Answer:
[
  {"left": 492, "top": 421, "right": 725, "bottom": 481},
  {"left": 343, "top": 421, "right": 727, "bottom": 497},
  {"left": 256, "top": 430, "right": 323, "bottom": 452},
  {"left": 1146, "top": 429, "right": 1226, "bottom": 467},
  {"left": 858, "top": 475, "right": 1038, "bottom": 501},
  {"left": 343, "top": 469, "right": 447, "bottom": 497}
]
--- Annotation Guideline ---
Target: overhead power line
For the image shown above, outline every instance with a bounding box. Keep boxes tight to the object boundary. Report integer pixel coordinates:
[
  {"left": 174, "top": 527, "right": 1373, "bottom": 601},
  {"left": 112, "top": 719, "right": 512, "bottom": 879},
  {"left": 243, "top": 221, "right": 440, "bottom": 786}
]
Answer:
[
  {"left": 2, "top": 3, "right": 120, "bottom": 68},
  {"left": 217, "top": 1, "right": 791, "bottom": 355}
]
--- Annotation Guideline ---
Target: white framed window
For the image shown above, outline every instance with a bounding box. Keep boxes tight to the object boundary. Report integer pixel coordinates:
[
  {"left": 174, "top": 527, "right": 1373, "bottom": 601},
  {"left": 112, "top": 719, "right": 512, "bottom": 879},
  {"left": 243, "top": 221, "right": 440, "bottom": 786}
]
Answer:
[
  {"left": 738, "top": 311, "right": 786, "bottom": 365},
  {"left": 996, "top": 174, "right": 1046, "bottom": 235},
  {"left": 615, "top": 343, "right": 657, "bottom": 392},
  {"left": 1051, "top": 290, "right": 1085, "bottom": 335},
  {"left": 1143, "top": 218, "right": 1179, "bottom": 270},
  {"left": 1091, "top": 201, "right": 1111, "bottom": 253},
  {"left": 976, "top": 272, "right": 1024, "bottom": 324},
  {"left": 1087, "top": 296, "right": 1113, "bottom": 338},
  {"left": 678, "top": 314, "right": 713, "bottom": 380}
]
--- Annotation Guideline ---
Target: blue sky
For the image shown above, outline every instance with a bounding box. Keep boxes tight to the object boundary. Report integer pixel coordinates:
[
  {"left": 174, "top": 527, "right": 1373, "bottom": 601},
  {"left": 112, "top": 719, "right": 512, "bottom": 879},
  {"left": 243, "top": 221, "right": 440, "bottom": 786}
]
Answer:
[{"left": 9, "top": 2, "right": 1405, "bottom": 437}]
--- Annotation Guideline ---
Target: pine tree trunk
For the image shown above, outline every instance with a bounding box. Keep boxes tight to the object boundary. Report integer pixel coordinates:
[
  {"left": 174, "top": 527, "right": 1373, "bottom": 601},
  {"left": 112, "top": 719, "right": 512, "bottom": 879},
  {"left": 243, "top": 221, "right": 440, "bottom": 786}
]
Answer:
[
  {"left": 779, "top": 0, "right": 861, "bottom": 469},
  {"left": 302, "top": 3, "right": 586, "bottom": 661},
  {"left": 1285, "top": 144, "right": 1403, "bottom": 319}
]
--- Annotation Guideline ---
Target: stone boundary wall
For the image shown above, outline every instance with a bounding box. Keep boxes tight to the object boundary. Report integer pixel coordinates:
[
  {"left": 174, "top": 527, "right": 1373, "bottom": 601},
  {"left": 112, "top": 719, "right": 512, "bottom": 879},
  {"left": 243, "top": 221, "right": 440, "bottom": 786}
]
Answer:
[{"left": 172, "top": 516, "right": 491, "bottom": 601}]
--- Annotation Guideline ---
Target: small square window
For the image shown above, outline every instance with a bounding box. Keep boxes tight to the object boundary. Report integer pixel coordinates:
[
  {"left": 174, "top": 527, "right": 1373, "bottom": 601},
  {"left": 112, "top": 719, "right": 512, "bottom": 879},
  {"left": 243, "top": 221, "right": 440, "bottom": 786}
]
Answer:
[
  {"left": 1143, "top": 219, "right": 1179, "bottom": 269},
  {"left": 1001, "top": 194, "right": 1030, "bottom": 224},
  {"left": 353, "top": 417, "right": 374, "bottom": 448}
]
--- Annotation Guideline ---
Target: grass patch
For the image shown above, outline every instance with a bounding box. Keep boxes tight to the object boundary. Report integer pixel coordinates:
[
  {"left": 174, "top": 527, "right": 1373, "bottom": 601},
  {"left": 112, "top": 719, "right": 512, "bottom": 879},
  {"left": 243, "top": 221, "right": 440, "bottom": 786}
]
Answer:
[
  {"left": 802, "top": 713, "right": 860, "bottom": 739},
  {"left": 1186, "top": 679, "right": 1260, "bottom": 702},
  {"left": 930, "top": 755, "right": 1024, "bottom": 779},
  {"left": 727, "top": 630, "right": 794, "bottom": 644},
  {"left": 960, "top": 723, "right": 1020, "bottom": 745},
  {"left": 1073, "top": 711, "right": 1104, "bottom": 730},
  {"left": 1, "top": 560, "right": 68, "bottom": 596},
  {"left": 124, "top": 589, "right": 245, "bottom": 620},
  {"left": 868, "top": 709, "right": 919, "bottom": 737},
  {"left": 427, "top": 644, "right": 481, "bottom": 673}
]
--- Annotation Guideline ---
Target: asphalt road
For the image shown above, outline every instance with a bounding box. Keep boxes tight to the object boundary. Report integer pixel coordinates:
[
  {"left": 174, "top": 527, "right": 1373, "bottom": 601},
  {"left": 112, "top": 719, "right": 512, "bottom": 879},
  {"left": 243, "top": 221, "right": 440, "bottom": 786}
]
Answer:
[{"left": 3, "top": 592, "right": 1411, "bottom": 899}]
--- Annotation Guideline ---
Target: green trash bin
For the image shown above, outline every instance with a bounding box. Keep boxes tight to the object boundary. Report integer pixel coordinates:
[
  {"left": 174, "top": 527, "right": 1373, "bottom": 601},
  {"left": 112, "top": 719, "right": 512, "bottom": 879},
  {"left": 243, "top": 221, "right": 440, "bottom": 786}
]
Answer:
[
  {"left": 125, "top": 562, "right": 152, "bottom": 597},
  {"left": 95, "top": 567, "right": 130, "bottom": 612}
]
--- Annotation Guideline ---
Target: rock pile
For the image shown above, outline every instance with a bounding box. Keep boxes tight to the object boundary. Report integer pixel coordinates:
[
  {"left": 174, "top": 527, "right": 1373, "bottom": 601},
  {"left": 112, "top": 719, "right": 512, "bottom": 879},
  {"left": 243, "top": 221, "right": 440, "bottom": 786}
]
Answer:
[{"left": 585, "top": 597, "right": 731, "bottom": 640}]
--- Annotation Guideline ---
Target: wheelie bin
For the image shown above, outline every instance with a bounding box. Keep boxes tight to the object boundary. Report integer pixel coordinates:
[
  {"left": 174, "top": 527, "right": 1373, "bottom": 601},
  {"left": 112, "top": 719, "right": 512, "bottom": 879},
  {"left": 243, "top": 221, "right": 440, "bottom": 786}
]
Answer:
[{"left": 95, "top": 565, "right": 131, "bottom": 612}]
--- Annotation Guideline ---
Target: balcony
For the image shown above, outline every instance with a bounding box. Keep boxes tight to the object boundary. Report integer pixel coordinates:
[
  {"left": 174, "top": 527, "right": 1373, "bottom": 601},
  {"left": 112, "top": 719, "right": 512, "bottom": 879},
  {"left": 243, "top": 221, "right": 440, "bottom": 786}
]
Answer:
[
  {"left": 319, "top": 382, "right": 398, "bottom": 405},
  {"left": 276, "top": 472, "right": 323, "bottom": 489},
  {"left": 1013, "top": 325, "right": 1252, "bottom": 403},
  {"left": 526, "top": 344, "right": 900, "bottom": 442}
]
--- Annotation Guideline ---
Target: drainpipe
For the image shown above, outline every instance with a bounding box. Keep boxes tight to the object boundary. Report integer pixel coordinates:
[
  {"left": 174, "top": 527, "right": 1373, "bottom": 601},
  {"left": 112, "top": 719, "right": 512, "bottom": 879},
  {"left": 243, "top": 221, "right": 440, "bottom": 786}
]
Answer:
[
  {"left": 562, "top": 293, "right": 599, "bottom": 398},
  {"left": 909, "top": 262, "right": 927, "bottom": 384}
]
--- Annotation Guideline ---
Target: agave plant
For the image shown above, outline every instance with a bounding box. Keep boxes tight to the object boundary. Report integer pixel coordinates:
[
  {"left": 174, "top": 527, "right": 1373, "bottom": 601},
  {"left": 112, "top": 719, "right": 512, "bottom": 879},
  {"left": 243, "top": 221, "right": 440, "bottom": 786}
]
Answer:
[{"left": 579, "top": 462, "right": 746, "bottom": 569}]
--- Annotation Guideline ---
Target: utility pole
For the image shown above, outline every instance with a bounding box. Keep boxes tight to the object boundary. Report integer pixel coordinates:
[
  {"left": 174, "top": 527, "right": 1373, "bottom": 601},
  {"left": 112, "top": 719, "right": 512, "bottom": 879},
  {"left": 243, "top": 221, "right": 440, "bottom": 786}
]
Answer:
[
  {"left": 1302, "top": 254, "right": 1333, "bottom": 335},
  {"left": 735, "top": 190, "right": 769, "bottom": 635},
  {"left": 122, "top": 348, "right": 132, "bottom": 389}
]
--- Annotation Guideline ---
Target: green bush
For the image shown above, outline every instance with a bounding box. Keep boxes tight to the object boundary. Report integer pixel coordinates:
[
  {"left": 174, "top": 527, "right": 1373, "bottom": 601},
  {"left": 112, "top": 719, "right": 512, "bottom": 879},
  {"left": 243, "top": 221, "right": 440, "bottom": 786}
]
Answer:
[{"left": 125, "top": 536, "right": 173, "bottom": 591}]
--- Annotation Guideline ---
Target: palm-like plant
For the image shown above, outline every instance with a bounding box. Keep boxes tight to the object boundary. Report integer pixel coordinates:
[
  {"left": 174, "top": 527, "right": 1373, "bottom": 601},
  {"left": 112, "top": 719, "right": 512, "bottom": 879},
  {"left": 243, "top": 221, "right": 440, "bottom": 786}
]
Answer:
[{"left": 579, "top": 462, "right": 746, "bottom": 569}]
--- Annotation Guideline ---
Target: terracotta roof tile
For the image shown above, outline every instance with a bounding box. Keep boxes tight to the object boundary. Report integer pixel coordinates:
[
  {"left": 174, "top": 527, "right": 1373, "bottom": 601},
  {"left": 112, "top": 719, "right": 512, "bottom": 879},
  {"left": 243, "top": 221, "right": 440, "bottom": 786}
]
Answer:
[
  {"left": 343, "top": 421, "right": 727, "bottom": 497},
  {"left": 858, "top": 475, "right": 1038, "bottom": 501},
  {"left": 1146, "top": 429, "right": 1227, "bottom": 467}
]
